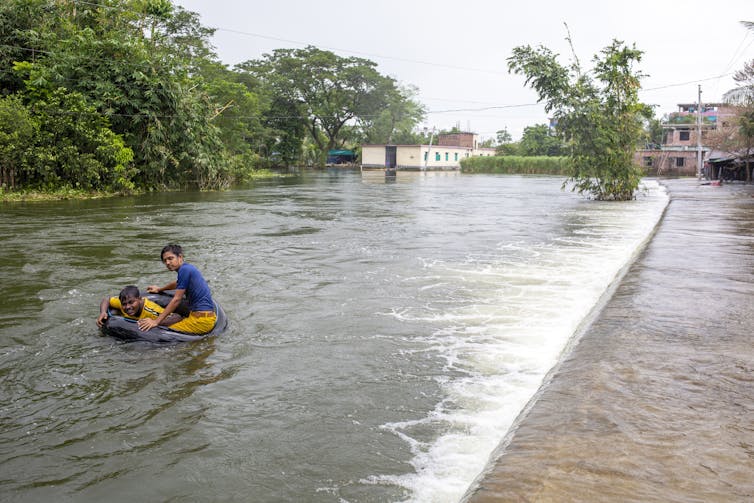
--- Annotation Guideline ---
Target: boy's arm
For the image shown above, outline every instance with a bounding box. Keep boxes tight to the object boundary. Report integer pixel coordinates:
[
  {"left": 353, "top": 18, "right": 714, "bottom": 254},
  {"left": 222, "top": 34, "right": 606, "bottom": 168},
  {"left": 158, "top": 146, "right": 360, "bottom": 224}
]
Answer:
[
  {"left": 138, "top": 289, "right": 185, "bottom": 331},
  {"left": 144, "top": 300, "right": 181, "bottom": 326},
  {"left": 147, "top": 281, "right": 177, "bottom": 293},
  {"left": 97, "top": 297, "right": 113, "bottom": 327}
]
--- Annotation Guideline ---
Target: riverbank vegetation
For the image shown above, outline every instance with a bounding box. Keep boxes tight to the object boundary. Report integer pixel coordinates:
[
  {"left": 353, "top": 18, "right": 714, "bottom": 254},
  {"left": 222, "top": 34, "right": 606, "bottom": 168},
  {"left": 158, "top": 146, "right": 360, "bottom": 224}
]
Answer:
[
  {"left": 508, "top": 33, "right": 651, "bottom": 200},
  {"left": 460, "top": 155, "right": 570, "bottom": 175},
  {"left": 0, "top": 0, "right": 425, "bottom": 198}
]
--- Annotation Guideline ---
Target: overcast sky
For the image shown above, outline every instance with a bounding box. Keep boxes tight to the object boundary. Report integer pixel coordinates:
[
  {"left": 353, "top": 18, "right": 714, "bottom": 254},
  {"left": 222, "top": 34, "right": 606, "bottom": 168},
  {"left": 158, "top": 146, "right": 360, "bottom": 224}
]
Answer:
[{"left": 175, "top": 0, "right": 754, "bottom": 141}]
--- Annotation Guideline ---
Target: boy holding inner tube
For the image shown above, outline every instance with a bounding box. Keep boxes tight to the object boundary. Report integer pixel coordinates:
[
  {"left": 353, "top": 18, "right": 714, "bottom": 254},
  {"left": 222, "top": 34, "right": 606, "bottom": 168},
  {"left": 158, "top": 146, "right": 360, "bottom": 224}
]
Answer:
[
  {"left": 137, "top": 244, "right": 217, "bottom": 335},
  {"left": 97, "top": 285, "right": 180, "bottom": 327}
]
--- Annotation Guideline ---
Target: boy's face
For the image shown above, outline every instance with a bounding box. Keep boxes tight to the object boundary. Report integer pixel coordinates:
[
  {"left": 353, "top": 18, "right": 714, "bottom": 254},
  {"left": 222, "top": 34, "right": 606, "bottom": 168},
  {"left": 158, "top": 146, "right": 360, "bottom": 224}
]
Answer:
[
  {"left": 121, "top": 295, "right": 143, "bottom": 316},
  {"left": 162, "top": 251, "right": 184, "bottom": 271}
]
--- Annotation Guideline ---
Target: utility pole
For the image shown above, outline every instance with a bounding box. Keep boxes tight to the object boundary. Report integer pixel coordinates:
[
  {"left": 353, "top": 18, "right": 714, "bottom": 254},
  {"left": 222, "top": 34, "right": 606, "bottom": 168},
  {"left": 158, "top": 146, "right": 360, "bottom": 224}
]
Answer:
[
  {"left": 697, "top": 84, "right": 703, "bottom": 179},
  {"left": 424, "top": 127, "right": 435, "bottom": 171}
]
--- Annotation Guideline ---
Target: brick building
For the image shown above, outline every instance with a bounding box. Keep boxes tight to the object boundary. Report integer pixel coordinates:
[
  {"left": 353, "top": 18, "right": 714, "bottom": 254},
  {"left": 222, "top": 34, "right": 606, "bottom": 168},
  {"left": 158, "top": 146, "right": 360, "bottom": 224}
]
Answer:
[{"left": 635, "top": 103, "right": 737, "bottom": 176}]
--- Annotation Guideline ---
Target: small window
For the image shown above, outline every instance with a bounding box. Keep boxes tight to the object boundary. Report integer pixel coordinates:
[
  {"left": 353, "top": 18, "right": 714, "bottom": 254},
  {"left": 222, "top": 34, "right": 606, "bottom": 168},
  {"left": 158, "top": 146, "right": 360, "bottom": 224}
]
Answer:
[
  {"left": 643, "top": 156, "right": 653, "bottom": 167},
  {"left": 435, "top": 152, "right": 440, "bottom": 161},
  {"left": 676, "top": 157, "right": 685, "bottom": 167},
  {"left": 424, "top": 152, "right": 428, "bottom": 161},
  {"left": 679, "top": 131, "right": 690, "bottom": 141},
  {"left": 445, "top": 152, "right": 449, "bottom": 161},
  {"left": 454, "top": 153, "right": 458, "bottom": 161}
]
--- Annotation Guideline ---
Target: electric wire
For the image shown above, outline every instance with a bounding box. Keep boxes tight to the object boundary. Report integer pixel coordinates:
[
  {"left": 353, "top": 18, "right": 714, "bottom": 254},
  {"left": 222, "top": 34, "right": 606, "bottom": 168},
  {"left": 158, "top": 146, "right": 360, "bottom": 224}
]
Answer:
[{"left": 3, "top": 0, "right": 752, "bottom": 128}]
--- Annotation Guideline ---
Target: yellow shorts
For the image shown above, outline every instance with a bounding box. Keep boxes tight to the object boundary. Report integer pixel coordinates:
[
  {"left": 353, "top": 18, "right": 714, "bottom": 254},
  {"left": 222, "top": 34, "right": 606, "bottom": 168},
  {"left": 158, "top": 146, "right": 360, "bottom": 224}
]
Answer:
[{"left": 168, "top": 311, "right": 217, "bottom": 334}]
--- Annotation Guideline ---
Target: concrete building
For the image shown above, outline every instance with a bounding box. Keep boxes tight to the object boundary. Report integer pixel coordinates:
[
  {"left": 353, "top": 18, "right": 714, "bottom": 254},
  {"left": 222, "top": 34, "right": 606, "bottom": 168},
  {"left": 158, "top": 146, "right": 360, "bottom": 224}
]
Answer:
[
  {"left": 635, "top": 103, "right": 738, "bottom": 176},
  {"left": 361, "top": 132, "right": 495, "bottom": 171}
]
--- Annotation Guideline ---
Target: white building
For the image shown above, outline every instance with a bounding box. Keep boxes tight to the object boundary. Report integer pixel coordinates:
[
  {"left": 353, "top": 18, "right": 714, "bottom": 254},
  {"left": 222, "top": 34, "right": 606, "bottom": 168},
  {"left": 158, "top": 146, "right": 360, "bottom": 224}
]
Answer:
[{"left": 361, "top": 132, "right": 495, "bottom": 171}]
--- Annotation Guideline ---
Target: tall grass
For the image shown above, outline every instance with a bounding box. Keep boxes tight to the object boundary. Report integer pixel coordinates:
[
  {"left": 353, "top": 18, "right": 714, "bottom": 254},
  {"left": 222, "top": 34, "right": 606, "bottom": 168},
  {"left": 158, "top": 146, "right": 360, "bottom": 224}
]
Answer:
[{"left": 460, "top": 156, "right": 571, "bottom": 175}]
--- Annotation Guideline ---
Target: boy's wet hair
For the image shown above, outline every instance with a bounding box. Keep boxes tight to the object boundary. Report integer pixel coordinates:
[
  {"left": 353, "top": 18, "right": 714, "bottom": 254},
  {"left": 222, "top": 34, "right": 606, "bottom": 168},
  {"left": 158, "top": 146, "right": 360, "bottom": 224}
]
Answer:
[
  {"left": 119, "top": 285, "right": 140, "bottom": 303},
  {"left": 161, "top": 243, "right": 183, "bottom": 261}
]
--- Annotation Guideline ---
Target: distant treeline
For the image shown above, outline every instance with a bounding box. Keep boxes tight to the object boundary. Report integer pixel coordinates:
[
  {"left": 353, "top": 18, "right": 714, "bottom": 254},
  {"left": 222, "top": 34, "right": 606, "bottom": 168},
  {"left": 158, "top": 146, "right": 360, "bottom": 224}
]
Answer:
[
  {"left": 0, "top": 0, "right": 425, "bottom": 195},
  {"left": 460, "top": 156, "right": 571, "bottom": 175}
]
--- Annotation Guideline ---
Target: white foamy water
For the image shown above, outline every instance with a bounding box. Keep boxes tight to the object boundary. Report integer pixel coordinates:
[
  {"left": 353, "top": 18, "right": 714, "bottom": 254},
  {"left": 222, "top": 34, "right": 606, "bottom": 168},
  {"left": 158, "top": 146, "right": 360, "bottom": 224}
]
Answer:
[{"left": 369, "top": 180, "right": 669, "bottom": 502}]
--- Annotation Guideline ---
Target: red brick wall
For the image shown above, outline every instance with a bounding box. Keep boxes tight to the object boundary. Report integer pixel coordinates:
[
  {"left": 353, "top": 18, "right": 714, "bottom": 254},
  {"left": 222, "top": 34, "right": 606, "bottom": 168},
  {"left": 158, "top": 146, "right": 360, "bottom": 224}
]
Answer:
[{"left": 437, "top": 133, "right": 474, "bottom": 148}]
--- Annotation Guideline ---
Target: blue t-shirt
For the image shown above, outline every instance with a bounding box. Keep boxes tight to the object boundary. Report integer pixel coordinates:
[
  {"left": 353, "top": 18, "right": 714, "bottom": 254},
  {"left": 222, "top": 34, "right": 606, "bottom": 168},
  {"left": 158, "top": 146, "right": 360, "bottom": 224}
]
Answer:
[{"left": 176, "top": 262, "right": 214, "bottom": 312}]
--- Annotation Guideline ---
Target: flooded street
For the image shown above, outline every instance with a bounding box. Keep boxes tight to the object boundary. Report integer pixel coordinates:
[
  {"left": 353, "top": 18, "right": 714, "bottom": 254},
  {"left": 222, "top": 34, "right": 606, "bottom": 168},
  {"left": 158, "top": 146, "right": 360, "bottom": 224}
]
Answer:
[
  {"left": 0, "top": 171, "right": 672, "bottom": 502},
  {"left": 467, "top": 178, "right": 754, "bottom": 503}
]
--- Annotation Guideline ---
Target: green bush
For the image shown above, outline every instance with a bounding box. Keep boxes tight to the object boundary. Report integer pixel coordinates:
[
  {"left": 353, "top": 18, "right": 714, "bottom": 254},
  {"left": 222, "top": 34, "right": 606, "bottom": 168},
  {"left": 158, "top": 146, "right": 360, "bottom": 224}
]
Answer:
[{"left": 460, "top": 155, "right": 571, "bottom": 175}]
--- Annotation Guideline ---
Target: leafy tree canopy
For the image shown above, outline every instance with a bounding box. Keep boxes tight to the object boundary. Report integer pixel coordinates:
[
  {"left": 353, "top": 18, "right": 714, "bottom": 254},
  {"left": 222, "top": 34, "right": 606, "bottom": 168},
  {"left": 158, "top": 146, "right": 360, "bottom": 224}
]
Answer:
[
  {"left": 0, "top": 0, "right": 428, "bottom": 192},
  {"left": 237, "top": 46, "right": 417, "bottom": 165},
  {"left": 508, "top": 35, "right": 651, "bottom": 200},
  {"left": 518, "top": 123, "right": 564, "bottom": 156}
]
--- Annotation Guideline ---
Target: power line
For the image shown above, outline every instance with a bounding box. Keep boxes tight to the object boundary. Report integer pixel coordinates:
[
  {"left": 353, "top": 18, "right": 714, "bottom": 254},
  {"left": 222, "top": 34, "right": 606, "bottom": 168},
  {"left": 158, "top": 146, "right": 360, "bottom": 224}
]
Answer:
[
  {"left": 62, "top": 0, "right": 503, "bottom": 74},
  {"left": 1, "top": 40, "right": 741, "bottom": 125},
  {"left": 641, "top": 73, "right": 736, "bottom": 92},
  {"left": 213, "top": 28, "right": 505, "bottom": 75},
  {"left": 429, "top": 103, "right": 541, "bottom": 113},
  {"left": 7, "top": 0, "right": 751, "bottom": 100},
  {"left": 2, "top": 37, "right": 739, "bottom": 106},
  {"left": 720, "top": 31, "right": 753, "bottom": 78}
]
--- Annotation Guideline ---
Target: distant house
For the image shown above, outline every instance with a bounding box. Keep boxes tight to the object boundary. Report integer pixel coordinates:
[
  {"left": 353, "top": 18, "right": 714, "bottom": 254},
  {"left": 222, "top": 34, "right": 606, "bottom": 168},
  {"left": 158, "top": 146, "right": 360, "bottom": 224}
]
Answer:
[
  {"left": 361, "top": 132, "right": 495, "bottom": 171},
  {"left": 635, "top": 103, "right": 737, "bottom": 176},
  {"left": 326, "top": 149, "right": 357, "bottom": 165}
]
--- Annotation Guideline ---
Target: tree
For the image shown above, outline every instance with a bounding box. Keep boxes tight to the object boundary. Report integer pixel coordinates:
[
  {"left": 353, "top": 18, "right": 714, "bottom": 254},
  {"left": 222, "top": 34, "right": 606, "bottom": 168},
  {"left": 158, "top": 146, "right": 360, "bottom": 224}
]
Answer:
[
  {"left": 198, "top": 60, "right": 268, "bottom": 176},
  {"left": 493, "top": 128, "right": 521, "bottom": 155},
  {"left": 0, "top": 94, "right": 38, "bottom": 188},
  {"left": 8, "top": 0, "right": 239, "bottom": 190},
  {"left": 360, "top": 84, "right": 426, "bottom": 145},
  {"left": 237, "top": 46, "right": 396, "bottom": 166},
  {"left": 496, "top": 128, "right": 513, "bottom": 145},
  {"left": 508, "top": 35, "right": 651, "bottom": 200},
  {"left": 6, "top": 66, "right": 134, "bottom": 191},
  {"left": 0, "top": 0, "right": 61, "bottom": 95},
  {"left": 645, "top": 117, "right": 663, "bottom": 148},
  {"left": 518, "top": 123, "right": 563, "bottom": 156}
]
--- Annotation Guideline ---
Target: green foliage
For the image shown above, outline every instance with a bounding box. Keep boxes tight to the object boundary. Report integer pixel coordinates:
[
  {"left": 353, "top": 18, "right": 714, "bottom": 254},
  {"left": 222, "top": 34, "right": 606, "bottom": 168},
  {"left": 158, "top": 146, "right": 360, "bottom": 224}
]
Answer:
[
  {"left": 360, "top": 84, "right": 426, "bottom": 145},
  {"left": 496, "top": 142, "right": 521, "bottom": 156},
  {"left": 237, "top": 46, "right": 415, "bottom": 166},
  {"left": 460, "top": 155, "right": 571, "bottom": 175},
  {"left": 0, "top": 0, "right": 60, "bottom": 95},
  {"left": 0, "top": 94, "right": 38, "bottom": 188},
  {"left": 518, "top": 123, "right": 564, "bottom": 156},
  {"left": 0, "top": 0, "right": 259, "bottom": 193},
  {"left": 508, "top": 38, "right": 650, "bottom": 200},
  {"left": 496, "top": 128, "right": 513, "bottom": 144},
  {"left": 1, "top": 83, "right": 134, "bottom": 192},
  {"left": 645, "top": 117, "right": 663, "bottom": 147},
  {"left": 0, "top": 0, "right": 423, "bottom": 194},
  {"left": 665, "top": 113, "right": 716, "bottom": 125}
]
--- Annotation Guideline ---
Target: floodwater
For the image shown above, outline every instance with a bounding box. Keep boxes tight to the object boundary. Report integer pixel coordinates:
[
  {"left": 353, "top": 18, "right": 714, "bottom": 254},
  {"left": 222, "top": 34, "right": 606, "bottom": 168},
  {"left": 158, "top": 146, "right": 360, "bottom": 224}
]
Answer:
[
  {"left": 0, "top": 171, "right": 671, "bottom": 502},
  {"left": 466, "top": 179, "right": 754, "bottom": 503}
]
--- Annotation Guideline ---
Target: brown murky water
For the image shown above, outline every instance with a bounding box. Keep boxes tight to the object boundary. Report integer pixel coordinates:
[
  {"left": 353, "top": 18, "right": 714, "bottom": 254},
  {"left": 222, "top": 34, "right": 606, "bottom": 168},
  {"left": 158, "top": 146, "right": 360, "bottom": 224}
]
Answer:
[{"left": 466, "top": 179, "right": 754, "bottom": 502}]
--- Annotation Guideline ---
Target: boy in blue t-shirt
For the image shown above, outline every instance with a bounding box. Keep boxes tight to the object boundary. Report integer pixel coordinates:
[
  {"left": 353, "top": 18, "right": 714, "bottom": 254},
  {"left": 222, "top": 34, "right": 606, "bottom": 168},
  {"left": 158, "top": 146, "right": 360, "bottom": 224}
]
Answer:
[{"left": 137, "top": 244, "right": 217, "bottom": 334}]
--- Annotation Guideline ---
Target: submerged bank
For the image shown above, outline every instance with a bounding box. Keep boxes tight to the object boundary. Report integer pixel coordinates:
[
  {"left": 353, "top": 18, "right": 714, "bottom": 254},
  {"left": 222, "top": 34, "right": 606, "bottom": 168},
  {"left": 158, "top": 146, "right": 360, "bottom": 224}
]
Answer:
[
  {"left": 0, "top": 170, "right": 286, "bottom": 202},
  {"left": 465, "top": 178, "right": 754, "bottom": 502}
]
